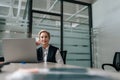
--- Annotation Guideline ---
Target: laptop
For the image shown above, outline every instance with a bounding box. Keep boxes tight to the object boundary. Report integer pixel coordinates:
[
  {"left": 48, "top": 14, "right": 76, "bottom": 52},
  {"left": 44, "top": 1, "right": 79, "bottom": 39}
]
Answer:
[{"left": 2, "top": 38, "right": 38, "bottom": 63}]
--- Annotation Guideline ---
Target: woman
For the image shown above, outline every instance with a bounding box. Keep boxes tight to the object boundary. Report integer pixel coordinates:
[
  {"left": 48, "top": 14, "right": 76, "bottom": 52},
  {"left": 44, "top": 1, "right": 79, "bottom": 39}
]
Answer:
[{"left": 36, "top": 30, "right": 64, "bottom": 64}]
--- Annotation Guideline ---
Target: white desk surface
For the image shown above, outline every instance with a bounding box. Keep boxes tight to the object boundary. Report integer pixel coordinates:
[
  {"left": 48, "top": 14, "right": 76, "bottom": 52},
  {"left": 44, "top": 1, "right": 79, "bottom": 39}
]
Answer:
[
  {"left": 1, "top": 62, "right": 120, "bottom": 80},
  {"left": 0, "top": 62, "right": 79, "bottom": 80}
]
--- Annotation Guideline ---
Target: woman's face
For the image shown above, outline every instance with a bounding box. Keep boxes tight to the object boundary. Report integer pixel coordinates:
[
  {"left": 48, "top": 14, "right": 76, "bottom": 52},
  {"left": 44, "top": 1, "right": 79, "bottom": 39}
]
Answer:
[{"left": 39, "top": 32, "right": 50, "bottom": 46}]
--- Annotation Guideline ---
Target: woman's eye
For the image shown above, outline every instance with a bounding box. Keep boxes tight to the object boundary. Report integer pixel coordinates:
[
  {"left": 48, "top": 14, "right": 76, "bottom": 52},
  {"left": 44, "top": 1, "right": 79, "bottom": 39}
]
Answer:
[
  {"left": 41, "top": 36, "right": 43, "bottom": 38},
  {"left": 45, "top": 36, "right": 48, "bottom": 38}
]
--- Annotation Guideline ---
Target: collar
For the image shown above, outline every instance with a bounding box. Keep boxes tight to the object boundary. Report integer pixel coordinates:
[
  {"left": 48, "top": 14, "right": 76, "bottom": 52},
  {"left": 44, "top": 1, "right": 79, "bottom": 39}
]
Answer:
[{"left": 42, "top": 45, "right": 50, "bottom": 50}]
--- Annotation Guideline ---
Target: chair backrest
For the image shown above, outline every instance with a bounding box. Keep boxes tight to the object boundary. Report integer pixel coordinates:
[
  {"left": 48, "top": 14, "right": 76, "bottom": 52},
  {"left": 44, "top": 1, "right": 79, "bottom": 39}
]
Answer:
[
  {"left": 60, "top": 50, "right": 67, "bottom": 64},
  {"left": 113, "top": 52, "right": 120, "bottom": 70},
  {"left": 0, "top": 56, "right": 4, "bottom": 62}
]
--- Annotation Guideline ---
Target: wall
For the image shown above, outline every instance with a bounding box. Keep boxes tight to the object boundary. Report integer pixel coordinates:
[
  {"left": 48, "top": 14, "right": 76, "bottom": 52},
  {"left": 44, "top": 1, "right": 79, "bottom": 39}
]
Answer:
[{"left": 92, "top": 0, "right": 120, "bottom": 71}]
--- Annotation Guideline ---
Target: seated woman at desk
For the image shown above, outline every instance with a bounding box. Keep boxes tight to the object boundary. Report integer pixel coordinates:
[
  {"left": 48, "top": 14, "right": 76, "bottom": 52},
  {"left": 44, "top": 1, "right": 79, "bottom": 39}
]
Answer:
[{"left": 36, "top": 30, "right": 64, "bottom": 64}]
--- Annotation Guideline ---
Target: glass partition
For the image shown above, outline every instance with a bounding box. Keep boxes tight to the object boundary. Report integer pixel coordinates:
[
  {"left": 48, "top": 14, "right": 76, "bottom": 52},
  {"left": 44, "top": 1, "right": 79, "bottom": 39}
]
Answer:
[
  {"left": 0, "top": 0, "right": 28, "bottom": 55},
  {"left": 63, "top": 1, "right": 91, "bottom": 67},
  {"left": 33, "top": 0, "right": 60, "bottom": 14}
]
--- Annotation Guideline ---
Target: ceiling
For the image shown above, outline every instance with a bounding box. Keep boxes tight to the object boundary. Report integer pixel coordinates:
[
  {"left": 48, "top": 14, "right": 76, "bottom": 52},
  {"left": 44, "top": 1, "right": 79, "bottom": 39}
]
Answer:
[{"left": 0, "top": 0, "right": 96, "bottom": 27}]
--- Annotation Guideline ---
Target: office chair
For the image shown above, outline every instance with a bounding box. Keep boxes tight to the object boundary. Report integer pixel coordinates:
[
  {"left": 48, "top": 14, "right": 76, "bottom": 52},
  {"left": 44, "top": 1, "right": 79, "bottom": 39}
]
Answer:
[
  {"left": 0, "top": 56, "right": 4, "bottom": 72},
  {"left": 60, "top": 50, "right": 67, "bottom": 64},
  {"left": 102, "top": 52, "right": 120, "bottom": 71},
  {"left": 0, "top": 56, "right": 4, "bottom": 62}
]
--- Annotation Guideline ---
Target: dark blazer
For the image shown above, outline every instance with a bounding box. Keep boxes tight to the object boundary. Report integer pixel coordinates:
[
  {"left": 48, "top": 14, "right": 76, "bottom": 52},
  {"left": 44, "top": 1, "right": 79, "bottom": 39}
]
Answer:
[{"left": 37, "top": 45, "right": 58, "bottom": 63}]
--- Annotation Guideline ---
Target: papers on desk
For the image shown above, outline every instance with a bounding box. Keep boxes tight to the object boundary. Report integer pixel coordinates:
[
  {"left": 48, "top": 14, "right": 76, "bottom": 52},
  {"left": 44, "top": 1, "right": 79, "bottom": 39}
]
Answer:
[{"left": 5, "top": 68, "right": 120, "bottom": 80}]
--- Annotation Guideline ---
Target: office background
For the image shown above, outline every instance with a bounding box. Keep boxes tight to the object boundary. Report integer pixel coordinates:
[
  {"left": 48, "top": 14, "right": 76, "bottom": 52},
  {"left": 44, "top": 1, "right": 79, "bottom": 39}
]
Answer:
[
  {"left": 0, "top": 0, "right": 119, "bottom": 71},
  {"left": 0, "top": 0, "right": 93, "bottom": 68}
]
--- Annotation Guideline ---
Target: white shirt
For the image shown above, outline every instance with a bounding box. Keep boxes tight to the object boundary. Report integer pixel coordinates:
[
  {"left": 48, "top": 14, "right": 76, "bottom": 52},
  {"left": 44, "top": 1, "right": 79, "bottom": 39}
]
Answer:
[{"left": 42, "top": 45, "right": 64, "bottom": 64}]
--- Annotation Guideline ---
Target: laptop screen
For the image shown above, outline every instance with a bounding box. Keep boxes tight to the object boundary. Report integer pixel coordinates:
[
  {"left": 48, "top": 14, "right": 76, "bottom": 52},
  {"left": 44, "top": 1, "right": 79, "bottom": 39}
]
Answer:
[{"left": 2, "top": 38, "right": 38, "bottom": 63}]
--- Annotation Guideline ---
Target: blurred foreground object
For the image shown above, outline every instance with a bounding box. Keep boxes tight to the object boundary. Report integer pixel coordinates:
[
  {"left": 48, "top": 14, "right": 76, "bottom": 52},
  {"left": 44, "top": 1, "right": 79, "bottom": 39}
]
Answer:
[{"left": 6, "top": 67, "right": 120, "bottom": 80}]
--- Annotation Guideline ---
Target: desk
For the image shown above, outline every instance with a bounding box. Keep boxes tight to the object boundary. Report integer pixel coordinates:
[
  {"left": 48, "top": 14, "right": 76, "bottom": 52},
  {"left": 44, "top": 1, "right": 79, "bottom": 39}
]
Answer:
[
  {"left": 1, "top": 62, "right": 120, "bottom": 80},
  {"left": 0, "top": 62, "right": 79, "bottom": 80}
]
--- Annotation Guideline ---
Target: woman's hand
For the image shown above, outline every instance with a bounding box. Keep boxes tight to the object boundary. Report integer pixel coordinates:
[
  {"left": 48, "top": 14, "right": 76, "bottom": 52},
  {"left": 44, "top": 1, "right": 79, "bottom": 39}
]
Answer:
[{"left": 36, "top": 40, "right": 41, "bottom": 46}]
